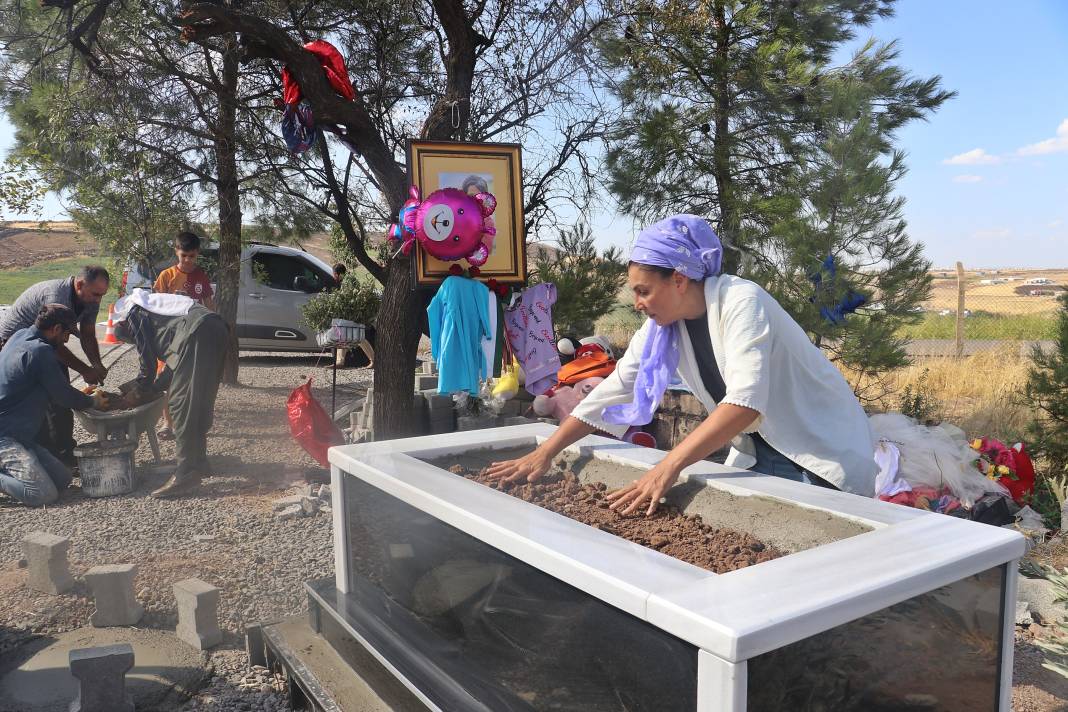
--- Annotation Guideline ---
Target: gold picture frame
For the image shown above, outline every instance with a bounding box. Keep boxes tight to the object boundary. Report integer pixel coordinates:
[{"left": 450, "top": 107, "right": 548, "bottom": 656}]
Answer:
[{"left": 407, "top": 140, "right": 526, "bottom": 287}]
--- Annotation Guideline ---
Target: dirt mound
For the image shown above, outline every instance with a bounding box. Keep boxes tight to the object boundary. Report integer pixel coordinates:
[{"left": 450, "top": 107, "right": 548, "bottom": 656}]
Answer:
[{"left": 452, "top": 463, "right": 782, "bottom": 573}]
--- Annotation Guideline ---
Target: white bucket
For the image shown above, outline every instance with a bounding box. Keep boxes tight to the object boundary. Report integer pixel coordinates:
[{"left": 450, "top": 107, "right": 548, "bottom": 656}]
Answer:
[{"left": 74, "top": 443, "right": 138, "bottom": 497}]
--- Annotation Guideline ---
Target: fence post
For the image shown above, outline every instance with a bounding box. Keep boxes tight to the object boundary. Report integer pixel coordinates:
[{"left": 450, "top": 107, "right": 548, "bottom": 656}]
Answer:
[{"left": 955, "top": 261, "right": 965, "bottom": 358}]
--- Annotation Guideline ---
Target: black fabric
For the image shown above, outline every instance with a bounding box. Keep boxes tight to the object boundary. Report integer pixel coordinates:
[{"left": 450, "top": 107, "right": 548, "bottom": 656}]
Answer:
[{"left": 684, "top": 314, "right": 726, "bottom": 403}]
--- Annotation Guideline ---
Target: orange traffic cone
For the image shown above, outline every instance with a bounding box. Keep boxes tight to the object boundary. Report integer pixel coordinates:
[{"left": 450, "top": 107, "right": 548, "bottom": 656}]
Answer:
[{"left": 103, "top": 304, "right": 119, "bottom": 344}]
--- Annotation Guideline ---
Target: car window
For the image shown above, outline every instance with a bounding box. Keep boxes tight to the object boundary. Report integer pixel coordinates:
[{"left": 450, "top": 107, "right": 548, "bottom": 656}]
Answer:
[{"left": 251, "top": 253, "right": 328, "bottom": 293}]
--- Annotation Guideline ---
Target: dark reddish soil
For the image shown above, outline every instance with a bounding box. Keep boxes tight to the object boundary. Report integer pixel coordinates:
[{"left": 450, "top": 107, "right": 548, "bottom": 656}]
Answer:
[{"left": 449, "top": 463, "right": 783, "bottom": 574}]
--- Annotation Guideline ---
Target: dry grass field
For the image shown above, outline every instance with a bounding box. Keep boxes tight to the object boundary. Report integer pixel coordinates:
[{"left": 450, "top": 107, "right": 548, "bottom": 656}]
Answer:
[
  {"left": 846, "top": 352, "right": 1035, "bottom": 439},
  {"left": 926, "top": 268, "right": 1068, "bottom": 316}
]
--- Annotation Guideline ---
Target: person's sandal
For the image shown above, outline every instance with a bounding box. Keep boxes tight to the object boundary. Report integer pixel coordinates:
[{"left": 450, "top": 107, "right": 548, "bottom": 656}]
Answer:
[{"left": 157, "top": 427, "right": 175, "bottom": 441}]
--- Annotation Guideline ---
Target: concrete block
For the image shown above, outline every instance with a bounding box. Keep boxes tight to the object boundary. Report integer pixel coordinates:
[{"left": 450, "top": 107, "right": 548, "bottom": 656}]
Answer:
[
  {"left": 69, "top": 643, "right": 135, "bottom": 712},
  {"left": 84, "top": 564, "right": 143, "bottom": 627},
  {"left": 22, "top": 531, "right": 75, "bottom": 595},
  {"left": 274, "top": 504, "right": 303, "bottom": 520},
  {"left": 457, "top": 415, "right": 499, "bottom": 432},
  {"left": 300, "top": 496, "right": 320, "bottom": 516},
  {"left": 271, "top": 495, "right": 304, "bottom": 511},
  {"left": 429, "top": 421, "right": 454, "bottom": 435},
  {"left": 173, "top": 578, "right": 222, "bottom": 650},
  {"left": 246, "top": 624, "right": 267, "bottom": 668},
  {"left": 498, "top": 399, "right": 524, "bottom": 417},
  {"left": 416, "top": 375, "right": 438, "bottom": 391},
  {"left": 501, "top": 416, "right": 534, "bottom": 426}
]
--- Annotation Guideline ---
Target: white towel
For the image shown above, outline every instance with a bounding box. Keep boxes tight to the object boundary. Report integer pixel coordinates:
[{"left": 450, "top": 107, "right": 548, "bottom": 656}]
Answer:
[{"left": 113, "top": 288, "right": 195, "bottom": 322}]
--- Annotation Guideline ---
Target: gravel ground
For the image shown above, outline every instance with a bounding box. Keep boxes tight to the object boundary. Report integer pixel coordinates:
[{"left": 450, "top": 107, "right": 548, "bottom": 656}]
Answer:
[{"left": 0, "top": 345, "right": 371, "bottom": 711}]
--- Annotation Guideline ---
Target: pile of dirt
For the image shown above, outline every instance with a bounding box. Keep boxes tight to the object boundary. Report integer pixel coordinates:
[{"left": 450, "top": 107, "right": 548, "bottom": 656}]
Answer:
[{"left": 450, "top": 464, "right": 782, "bottom": 574}]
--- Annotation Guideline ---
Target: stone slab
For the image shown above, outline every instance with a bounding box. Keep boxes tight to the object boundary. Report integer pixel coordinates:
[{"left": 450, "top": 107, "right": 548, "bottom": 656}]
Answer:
[
  {"left": 0, "top": 627, "right": 208, "bottom": 712},
  {"left": 1018, "top": 574, "right": 1067, "bottom": 625}
]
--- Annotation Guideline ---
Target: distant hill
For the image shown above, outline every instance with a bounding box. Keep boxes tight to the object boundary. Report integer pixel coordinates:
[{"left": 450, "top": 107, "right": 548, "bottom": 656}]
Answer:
[{"left": 0, "top": 221, "right": 96, "bottom": 270}]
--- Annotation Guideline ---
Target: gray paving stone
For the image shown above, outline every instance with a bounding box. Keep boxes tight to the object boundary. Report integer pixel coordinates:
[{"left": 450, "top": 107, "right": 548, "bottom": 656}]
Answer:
[
  {"left": 69, "top": 643, "right": 135, "bottom": 712},
  {"left": 22, "top": 531, "right": 75, "bottom": 595}
]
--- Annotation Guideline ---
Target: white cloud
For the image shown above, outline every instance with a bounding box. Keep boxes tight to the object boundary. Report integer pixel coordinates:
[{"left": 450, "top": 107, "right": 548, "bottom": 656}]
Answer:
[
  {"left": 1017, "top": 118, "right": 1068, "bottom": 156},
  {"left": 943, "top": 148, "right": 1000, "bottom": 165},
  {"left": 1050, "top": 219, "right": 1064, "bottom": 228},
  {"left": 952, "top": 174, "right": 983, "bottom": 183}
]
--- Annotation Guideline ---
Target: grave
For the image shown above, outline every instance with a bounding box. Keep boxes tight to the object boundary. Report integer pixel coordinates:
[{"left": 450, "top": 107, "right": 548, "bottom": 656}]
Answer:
[{"left": 260, "top": 423, "right": 1025, "bottom": 711}]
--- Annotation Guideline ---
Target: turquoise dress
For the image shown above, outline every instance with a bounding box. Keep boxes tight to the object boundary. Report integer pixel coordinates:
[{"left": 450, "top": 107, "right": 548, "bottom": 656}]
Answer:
[{"left": 427, "top": 276, "right": 491, "bottom": 395}]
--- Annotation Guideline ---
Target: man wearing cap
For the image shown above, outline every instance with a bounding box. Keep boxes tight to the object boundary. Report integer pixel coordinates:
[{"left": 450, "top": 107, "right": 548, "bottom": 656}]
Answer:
[
  {"left": 0, "top": 265, "right": 112, "bottom": 465},
  {"left": 0, "top": 304, "right": 109, "bottom": 506}
]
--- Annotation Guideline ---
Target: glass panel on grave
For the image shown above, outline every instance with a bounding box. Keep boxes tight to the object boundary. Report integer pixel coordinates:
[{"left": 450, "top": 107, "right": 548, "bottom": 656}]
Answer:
[
  {"left": 339, "top": 475, "right": 699, "bottom": 712},
  {"left": 746, "top": 565, "right": 1007, "bottom": 712}
]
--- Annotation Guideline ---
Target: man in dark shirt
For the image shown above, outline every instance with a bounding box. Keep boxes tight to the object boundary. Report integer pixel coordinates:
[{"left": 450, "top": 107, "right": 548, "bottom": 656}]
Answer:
[
  {"left": 0, "top": 265, "right": 112, "bottom": 466},
  {"left": 0, "top": 304, "right": 107, "bottom": 506}
]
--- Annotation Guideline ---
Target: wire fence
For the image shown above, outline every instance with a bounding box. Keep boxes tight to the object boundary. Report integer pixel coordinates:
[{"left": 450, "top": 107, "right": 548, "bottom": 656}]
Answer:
[{"left": 902, "top": 263, "right": 1063, "bottom": 358}]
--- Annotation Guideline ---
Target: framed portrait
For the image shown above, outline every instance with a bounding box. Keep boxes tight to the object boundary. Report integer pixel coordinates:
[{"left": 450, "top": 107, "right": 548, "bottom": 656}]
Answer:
[{"left": 407, "top": 140, "right": 526, "bottom": 287}]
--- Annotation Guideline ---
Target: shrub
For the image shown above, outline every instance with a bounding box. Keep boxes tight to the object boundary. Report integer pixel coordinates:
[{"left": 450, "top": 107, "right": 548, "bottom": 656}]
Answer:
[{"left": 301, "top": 274, "right": 381, "bottom": 332}]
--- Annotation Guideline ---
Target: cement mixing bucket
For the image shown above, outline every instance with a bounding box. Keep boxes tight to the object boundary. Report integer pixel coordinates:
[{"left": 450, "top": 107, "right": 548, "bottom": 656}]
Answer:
[{"left": 74, "top": 442, "right": 138, "bottom": 497}]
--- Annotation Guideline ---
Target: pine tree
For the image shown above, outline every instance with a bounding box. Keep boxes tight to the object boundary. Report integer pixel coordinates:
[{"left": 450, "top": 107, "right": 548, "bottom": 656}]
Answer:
[
  {"left": 530, "top": 224, "right": 628, "bottom": 336},
  {"left": 599, "top": 1, "right": 951, "bottom": 394},
  {"left": 1023, "top": 293, "right": 1068, "bottom": 472}
]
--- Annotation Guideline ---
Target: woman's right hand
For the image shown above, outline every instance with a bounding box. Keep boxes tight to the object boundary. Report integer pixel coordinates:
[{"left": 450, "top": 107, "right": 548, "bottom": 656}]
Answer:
[{"left": 485, "top": 448, "right": 552, "bottom": 484}]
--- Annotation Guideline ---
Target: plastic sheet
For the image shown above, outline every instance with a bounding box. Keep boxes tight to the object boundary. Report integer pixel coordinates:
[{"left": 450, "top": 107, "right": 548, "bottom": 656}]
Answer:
[
  {"left": 869, "top": 413, "right": 1008, "bottom": 507},
  {"left": 286, "top": 379, "right": 344, "bottom": 467},
  {"left": 339, "top": 476, "right": 699, "bottom": 711}
]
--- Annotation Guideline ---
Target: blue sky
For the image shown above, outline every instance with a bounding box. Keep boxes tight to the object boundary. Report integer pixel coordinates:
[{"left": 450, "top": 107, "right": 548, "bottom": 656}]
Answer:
[{"left": 3, "top": 0, "right": 1067, "bottom": 268}]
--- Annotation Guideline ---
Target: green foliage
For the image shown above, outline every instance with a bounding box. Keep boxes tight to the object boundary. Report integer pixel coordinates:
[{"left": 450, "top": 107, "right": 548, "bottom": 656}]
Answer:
[
  {"left": 600, "top": 1, "right": 950, "bottom": 400},
  {"left": 0, "top": 256, "right": 119, "bottom": 313},
  {"left": 529, "top": 224, "right": 628, "bottom": 336},
  {"left": 897, "top": 368, "right": 936, "bottom": 423},
  {"left": 1023, "top": 294, "right": 1068, "bottom": 474},
  {"left": 301, "top": 274, "right": 382, "bottom": 332},
  {"left": 899, "top": 312, "right": 1058, "bottom": 340}
]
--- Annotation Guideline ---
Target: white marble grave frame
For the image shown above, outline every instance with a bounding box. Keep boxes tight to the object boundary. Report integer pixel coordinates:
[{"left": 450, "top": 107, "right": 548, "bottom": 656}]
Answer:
[{"left": 329, "top": 423, "right": 1025, "bottom": 712}]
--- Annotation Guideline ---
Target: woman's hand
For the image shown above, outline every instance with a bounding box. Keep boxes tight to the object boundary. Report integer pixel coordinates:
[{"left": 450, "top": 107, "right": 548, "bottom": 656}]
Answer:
[
  {"left": 606, "top": 458, "right": 684, "bottom": 516},
  {"left": 485, "top": 448, "right": 553, "bottom": 484}
]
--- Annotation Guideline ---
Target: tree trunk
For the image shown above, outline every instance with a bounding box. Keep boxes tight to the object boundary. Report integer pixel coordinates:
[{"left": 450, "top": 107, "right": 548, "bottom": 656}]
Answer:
[
  {"left": 214, "top": 34, "right": 242, "bottom": 384},
  {"left": 712, "top": 0, "right": 739, "bottom": 274},
  {"left": 372, "top": 254, "right": 422, "bottom": 438}
]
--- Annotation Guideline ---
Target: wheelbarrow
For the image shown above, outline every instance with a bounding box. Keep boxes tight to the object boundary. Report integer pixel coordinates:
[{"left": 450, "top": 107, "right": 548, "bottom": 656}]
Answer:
[{"left": 74, "top": 392, "right": 168, "bottom": 464}]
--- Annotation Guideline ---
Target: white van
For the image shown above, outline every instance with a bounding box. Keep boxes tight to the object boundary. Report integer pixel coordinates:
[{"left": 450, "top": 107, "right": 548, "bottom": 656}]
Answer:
[{"left": 121, "top": 243, "right": 338, "bottom": 352}]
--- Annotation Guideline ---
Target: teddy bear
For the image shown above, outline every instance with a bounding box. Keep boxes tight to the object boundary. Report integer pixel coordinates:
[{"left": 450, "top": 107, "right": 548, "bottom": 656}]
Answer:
[{"left": 533, "top": 376, "right": 655, "bottom": 448}]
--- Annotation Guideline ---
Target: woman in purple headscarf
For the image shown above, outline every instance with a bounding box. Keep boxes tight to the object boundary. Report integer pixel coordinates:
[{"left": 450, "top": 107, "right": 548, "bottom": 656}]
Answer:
[{"left": 487, "top": 215, "right": 877, "bottom": 515}]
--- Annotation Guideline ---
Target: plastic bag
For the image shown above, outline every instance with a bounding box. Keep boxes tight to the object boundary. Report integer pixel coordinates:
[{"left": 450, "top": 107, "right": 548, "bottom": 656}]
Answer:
[
  {"left": 287, "top": 379, "right": 344, "bottom": 467},
  {"left": 868, "top": 413, "right": 1008, "bottom": 508}
]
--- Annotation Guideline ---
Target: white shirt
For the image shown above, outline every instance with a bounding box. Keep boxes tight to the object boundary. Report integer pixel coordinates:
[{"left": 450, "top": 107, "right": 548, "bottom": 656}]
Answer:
[{"left": 572, "top": 275, "right": 878, "bottom": 495}]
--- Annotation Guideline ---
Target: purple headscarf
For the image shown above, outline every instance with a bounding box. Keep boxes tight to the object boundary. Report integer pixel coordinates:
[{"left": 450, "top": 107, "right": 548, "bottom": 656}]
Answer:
[{"left": 603, "top": 215, "right": 722, "bottom": 426}]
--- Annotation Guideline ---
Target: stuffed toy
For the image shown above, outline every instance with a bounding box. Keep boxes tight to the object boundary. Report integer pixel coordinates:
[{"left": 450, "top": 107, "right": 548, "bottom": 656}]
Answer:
[
  {"left": 970, "top": 437, "right": 1036, "bottom": 505},
  {"left": 556, "top": 335, "right": 616, "bottom": 385},
  {"left": 533, "top": 376, "right": 655, "bottom": 448},
  {"left": 388, "top": 185, "right": 497, "bottom": 270}
]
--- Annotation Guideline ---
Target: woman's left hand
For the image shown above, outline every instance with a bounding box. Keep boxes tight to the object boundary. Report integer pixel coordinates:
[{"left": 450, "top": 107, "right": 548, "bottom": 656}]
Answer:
[{"left": 606, "top": 458, "right": 683, "bottom": 516}]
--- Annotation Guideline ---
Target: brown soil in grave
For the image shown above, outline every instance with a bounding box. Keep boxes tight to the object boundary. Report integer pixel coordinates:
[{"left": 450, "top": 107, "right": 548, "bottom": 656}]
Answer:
[{"left": 448, "top": 463, "right": 783, "bottom": 574}]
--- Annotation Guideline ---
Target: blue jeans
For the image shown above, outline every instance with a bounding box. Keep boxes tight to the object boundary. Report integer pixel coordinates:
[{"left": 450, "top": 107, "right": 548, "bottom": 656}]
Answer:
[
  {"left": 0, "top": 436, "right": 73, "bottom": 506},
  {"left": 749, "top": 433, "right": 831, "bottom": 488}
]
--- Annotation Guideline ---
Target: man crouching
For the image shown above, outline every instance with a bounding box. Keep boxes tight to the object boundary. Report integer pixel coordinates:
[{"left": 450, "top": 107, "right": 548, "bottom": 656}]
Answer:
[{"left": 0, "top": 304, "right": 108, "bottom": 505}]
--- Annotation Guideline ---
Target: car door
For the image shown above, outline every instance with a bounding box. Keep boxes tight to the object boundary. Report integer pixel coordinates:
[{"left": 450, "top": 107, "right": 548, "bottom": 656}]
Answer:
[{"left": 238, "top": 248, "right": 328, "bottom": 351}]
